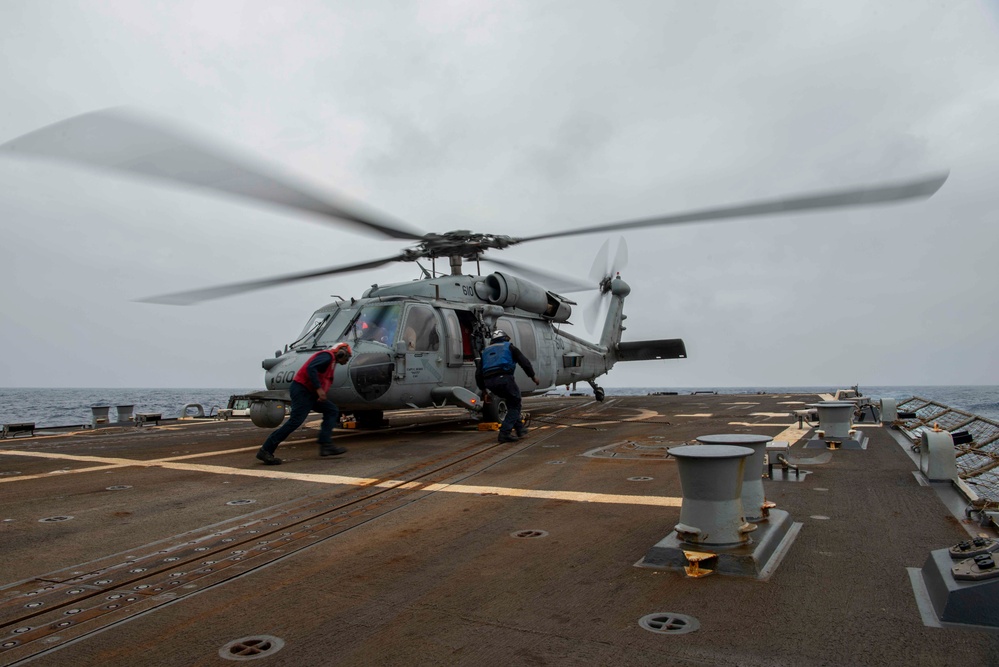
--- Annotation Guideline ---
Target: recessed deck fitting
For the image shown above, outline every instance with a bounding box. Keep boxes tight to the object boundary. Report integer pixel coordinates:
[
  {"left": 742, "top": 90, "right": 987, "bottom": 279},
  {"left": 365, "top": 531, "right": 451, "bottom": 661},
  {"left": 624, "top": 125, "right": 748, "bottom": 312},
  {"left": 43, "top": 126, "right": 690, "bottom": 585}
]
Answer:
[
  {"left": 638, "top": 612, "right": 700, "bottom": 634},
  {"left": 510, "top": 530, "right": 548, "bottom": 539},
  {"left": 219, "top": 636, "right": 285, "bottom": 661}
]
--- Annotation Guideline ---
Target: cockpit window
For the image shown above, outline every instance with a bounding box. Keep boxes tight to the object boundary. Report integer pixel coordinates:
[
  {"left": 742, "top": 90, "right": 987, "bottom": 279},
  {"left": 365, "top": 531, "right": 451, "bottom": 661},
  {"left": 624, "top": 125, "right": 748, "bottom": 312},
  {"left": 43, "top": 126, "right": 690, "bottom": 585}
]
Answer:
[
  {"left": 401, "top": 305, "right": 440, "bottom": 351},
  {"left": 314, "top": 308, "right": 354, "bottom": 346},
  {"left": 292, "top": 310, "right": 339, "bottom": 349},
  {"left": 348, "top": 304, "right": 402, "bottom": 346},
  {"left": 295, "top": 314, "right": 328, "bottom": 343}
]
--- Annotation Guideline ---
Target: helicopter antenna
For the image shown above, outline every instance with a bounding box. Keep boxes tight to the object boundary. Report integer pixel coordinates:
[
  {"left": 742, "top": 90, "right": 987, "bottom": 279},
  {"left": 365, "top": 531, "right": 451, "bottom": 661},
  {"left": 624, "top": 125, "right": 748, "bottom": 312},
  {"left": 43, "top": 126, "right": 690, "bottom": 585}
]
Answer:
[{"left": 415, "top": 262, "right": 432, "bottom": 279}]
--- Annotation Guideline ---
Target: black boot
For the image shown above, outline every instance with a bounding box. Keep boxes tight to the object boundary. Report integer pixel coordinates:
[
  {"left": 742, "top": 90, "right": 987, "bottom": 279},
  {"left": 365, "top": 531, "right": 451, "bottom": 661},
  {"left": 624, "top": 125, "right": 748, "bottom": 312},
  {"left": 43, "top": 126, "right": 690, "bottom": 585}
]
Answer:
[
  {"left": 320, "top": 444, "right": 347, "bottom": 457},
  {"left": 256, "top": 449, "right": 283, "bottom": 465},
  {"left": 498, "top": 431, "right": 519, "bottom": 443}
]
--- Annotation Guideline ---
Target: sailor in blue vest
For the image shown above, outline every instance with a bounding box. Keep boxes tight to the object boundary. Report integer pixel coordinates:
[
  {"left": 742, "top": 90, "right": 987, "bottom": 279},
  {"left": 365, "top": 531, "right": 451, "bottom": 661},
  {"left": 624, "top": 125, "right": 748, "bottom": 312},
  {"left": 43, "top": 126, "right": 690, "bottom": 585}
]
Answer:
[{"left": 477, "top": 330, "right": 540, "bottom": 442}]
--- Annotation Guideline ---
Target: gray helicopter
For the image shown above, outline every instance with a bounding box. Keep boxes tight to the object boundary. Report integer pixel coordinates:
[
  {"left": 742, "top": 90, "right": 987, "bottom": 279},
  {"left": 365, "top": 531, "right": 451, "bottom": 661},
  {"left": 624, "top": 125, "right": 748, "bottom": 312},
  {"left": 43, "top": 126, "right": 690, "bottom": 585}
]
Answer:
[{"left": 0, "top": 110, "right": 948, "bottom": 427}]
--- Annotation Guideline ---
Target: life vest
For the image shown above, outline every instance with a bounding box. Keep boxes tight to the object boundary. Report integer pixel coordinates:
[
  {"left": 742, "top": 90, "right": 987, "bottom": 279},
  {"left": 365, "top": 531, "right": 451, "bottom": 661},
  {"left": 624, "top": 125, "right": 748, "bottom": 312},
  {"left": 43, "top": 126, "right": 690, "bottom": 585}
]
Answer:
[
  {"left": 293, "top": 343, "right": 349, "bottom": 392},
  {"left": 481, "top": 341, "right": 515, "bottom": 376}
]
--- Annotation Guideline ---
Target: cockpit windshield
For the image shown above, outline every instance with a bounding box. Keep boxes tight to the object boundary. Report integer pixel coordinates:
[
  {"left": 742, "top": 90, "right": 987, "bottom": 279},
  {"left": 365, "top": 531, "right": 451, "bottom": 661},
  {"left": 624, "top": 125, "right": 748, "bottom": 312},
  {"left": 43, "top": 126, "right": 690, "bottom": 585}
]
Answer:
[
  {"left": 348, "top": 304, "right": 402, "bottom": 346},
  {"left": 290, "top": 312, "right": 332, "bottom": 349},
  {"left": 315, "top": 308, "right": 354, "bottom": 346},
  {"left": 290, "top": 306, "right": 355, "bottom": 349}
]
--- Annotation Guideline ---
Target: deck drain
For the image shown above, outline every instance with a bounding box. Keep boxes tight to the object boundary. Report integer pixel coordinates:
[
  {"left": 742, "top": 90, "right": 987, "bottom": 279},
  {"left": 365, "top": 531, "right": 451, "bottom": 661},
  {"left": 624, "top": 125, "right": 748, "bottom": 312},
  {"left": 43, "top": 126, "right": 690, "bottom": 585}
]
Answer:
[
  {"left": 546, "top": 460, "right": 565, "bottom": 465},
  {"left": 38, "top": 516, "right": 74, "bottom": 523},
  {"left": 510, "top": 529, "right": 548, "bottom": 539},
  {"left": 106, "top": 485, "right": 132, "bottom": 491},
  {"left": 226, "top": 499, "right": 256, "bottom": 506},
  {"left": 0, "top": 471, "right": 21, "bottom": 476},
  {"left": 639, "top": 612, "right": 700, "bottom": 634},
  {"left": 810, "top": 515, "right": 831, "bottom": 520},
  {"left": 219, "top": 635, "right": 285, "bottom": 661},
  {"left": 628, "top": 476, "right": 654, "bottom": 482}
]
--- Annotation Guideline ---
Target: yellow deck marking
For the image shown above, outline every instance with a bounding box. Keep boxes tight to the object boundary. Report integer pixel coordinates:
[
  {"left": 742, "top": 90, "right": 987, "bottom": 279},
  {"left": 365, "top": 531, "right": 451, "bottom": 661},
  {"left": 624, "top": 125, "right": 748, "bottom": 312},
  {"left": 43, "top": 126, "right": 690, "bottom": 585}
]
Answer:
[
  {"left": 158, "top": 447, "right": 259, "bottom": 461},
  {"left": 0, "top": 449, "right": 682, "bottom": 508},
  {"left": 569, "top": 407, "right": 662, "bottom": 427},
  {"left": 772, "top": 425, "right": 811, "bottom": 444},
  {"left": 419, "top": 482, "right": 681, "bottom": 506},
  {"left": 727, "top": 422, "right": 795, "bottom": 427},
  {"left": 0, "top": 464, "right": 124, "bottom": 483}
]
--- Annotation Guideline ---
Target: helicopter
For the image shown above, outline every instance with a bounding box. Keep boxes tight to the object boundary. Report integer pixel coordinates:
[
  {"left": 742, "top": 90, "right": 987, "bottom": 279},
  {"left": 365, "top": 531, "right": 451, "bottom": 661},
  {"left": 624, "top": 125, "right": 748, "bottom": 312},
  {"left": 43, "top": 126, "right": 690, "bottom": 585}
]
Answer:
[{"left": 0, "top": 110, "right": 948, "bottom": 428}]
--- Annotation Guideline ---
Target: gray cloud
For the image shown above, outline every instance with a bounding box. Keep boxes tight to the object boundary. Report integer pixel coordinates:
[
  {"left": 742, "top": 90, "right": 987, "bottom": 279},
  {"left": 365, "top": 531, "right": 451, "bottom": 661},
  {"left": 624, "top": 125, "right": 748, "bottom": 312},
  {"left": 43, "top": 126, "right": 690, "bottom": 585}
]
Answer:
[{"left": 1, "top": 0, "right": 997, "bottom": 389}]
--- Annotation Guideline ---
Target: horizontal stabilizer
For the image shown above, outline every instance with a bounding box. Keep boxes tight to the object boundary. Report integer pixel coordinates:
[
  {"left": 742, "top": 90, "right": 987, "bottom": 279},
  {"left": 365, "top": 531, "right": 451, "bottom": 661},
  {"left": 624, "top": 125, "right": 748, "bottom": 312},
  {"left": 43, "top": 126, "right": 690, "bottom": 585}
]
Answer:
[{"left": 616, "top": 339, "right": 687, "bottom": 361}]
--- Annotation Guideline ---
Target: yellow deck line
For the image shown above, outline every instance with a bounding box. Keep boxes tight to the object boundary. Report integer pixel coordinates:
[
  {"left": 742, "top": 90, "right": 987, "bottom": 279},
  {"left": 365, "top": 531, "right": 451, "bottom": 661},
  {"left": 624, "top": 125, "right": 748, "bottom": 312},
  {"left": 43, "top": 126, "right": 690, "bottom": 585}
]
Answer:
[
  {"left": 727, "top": 422, "right": 796, "bottom": 427},
  {"left": 0, "top": 449, "right": 682, "bottom": 508}
]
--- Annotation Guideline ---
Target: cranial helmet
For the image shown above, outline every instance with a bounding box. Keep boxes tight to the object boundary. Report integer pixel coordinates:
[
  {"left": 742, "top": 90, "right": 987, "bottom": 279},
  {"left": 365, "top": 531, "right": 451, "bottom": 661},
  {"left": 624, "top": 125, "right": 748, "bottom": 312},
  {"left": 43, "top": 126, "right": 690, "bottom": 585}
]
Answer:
[
  {"left": 491, "top": 329, "right": 509, "bottom": 342},
  {"left": 332, "top": 343, "right": 353, "bottom": 362}
]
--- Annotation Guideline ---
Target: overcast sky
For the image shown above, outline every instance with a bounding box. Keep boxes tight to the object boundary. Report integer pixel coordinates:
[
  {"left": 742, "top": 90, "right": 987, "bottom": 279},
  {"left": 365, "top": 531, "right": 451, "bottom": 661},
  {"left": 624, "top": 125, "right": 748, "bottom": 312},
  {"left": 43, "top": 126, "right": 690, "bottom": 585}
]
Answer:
[{"left": 1, "top": 1, "right": 997, "bottom": 389}]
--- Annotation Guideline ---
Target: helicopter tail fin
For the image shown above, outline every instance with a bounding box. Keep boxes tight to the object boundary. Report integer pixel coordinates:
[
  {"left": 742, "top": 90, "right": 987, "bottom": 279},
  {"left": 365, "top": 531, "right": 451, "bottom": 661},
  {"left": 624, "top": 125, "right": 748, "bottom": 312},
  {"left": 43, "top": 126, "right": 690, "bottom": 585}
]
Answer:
[{"left": 598, "top": 275, "right": 631, "bottom": 352}]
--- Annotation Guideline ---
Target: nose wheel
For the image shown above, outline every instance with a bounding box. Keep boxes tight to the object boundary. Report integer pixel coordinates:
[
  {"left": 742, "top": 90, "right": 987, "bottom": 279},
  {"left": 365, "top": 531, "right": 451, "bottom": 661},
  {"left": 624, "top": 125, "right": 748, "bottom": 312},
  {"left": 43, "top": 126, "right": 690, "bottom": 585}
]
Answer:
[{"left": 588, "top": 381, "right": 605, "bottom": 402}]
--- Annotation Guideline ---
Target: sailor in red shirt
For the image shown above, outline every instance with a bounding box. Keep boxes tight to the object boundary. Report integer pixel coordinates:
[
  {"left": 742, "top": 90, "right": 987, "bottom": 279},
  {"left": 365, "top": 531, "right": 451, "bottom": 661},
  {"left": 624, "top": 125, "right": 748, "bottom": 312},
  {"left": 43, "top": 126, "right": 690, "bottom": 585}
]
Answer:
[{"left": 256, "top": 343, "right": 352, "bottom": 465}]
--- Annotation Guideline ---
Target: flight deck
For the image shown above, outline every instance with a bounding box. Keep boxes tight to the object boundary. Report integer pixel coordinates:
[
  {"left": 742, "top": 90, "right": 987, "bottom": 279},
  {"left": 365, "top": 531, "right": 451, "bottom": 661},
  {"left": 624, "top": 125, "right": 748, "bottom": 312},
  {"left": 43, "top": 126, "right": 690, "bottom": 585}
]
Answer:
[{"left": 1, "top": 393, "right": 997, "bottom": 666}]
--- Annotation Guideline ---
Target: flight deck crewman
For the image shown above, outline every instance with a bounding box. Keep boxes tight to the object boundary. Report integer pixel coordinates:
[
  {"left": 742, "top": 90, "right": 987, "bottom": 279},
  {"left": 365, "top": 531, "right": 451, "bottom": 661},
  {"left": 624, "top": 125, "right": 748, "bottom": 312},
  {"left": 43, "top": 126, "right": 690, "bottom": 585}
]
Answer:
[
  {"left": 256, "top": 342, "right": 352, "bottom": 465},
  {"left": 477, "top": 330, "right": 540, "bottom": 443}
]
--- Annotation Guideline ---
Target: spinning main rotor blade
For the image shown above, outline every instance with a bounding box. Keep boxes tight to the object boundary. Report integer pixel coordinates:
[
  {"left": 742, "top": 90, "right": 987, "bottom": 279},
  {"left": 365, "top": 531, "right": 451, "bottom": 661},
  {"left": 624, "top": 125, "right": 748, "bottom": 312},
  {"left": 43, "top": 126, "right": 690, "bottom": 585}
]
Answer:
[
  {"left": 482, "top": 256, "right": 593, "bottom": 294},
  {"left": 0, "top": 109, "right": 424, "bottom": 241},
  {"left": 516, "top": 172, "right": 949, "bottom": 243},
  {"left": 139, "top": 255, "right": 405, "bottom": 305}
]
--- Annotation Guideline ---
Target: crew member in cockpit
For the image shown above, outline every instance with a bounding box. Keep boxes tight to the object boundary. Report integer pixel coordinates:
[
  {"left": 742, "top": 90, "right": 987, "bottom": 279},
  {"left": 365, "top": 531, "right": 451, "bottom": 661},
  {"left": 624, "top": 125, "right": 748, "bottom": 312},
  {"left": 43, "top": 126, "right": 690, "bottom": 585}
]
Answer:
[
  {"left": 477, "top": 330, "right": 540, "bottom": 443},
  {"left": 256, "top": 342, "right": 352, "bottom": 465}
]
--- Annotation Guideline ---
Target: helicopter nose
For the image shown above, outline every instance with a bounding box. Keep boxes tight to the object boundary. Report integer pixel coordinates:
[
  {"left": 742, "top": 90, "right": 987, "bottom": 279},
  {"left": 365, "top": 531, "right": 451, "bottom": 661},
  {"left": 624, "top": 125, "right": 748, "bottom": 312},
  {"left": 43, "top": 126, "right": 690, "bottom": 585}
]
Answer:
[{"left": 346, "top": 351, "right": 394, "bottom": 401}]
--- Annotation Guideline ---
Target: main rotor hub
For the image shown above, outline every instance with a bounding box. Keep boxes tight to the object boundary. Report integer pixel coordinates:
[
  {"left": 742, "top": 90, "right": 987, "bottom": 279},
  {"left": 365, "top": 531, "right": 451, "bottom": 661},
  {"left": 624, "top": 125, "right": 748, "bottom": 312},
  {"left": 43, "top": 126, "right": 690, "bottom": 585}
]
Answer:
[{"left": 406, "top": 231, "right": 519, "bottom": 261}]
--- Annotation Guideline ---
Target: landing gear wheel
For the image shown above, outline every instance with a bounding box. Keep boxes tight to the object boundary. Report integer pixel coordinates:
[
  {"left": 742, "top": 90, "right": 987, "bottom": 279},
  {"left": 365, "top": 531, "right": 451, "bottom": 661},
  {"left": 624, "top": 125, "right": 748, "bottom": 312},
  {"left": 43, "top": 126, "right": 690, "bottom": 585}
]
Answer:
[
  {"left": 482, "top": 396, "right": 508, "bottom": 425},
  {"left": 354, "top": 409, "right": 386, "bottom": 429},
  {"left": 587, "top": 380, "right": 605, "bottom": 402}
]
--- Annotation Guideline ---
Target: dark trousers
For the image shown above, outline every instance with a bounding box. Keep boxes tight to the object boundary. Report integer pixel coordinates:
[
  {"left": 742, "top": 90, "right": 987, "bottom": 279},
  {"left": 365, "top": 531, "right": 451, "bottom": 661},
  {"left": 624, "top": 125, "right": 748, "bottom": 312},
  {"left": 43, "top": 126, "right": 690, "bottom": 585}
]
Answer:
[
  {"left": 261, "top": 382, "right": 340, "bottom": 454},
  {"left": 484, "top": 374, "right": 522, "bottom": 435}
]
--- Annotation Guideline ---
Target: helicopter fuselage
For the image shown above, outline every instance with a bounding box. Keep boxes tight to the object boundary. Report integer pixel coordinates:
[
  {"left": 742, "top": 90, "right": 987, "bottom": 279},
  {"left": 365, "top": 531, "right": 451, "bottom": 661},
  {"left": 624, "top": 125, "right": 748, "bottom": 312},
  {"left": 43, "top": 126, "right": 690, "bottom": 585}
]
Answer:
[{"left": 246, "top": 270, "right": 673, "bottom": 427}]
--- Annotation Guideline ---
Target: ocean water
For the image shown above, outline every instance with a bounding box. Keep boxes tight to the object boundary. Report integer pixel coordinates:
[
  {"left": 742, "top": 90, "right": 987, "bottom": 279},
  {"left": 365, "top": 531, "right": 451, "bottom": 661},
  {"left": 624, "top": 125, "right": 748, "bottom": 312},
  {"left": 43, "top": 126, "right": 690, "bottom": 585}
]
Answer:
[
  {"left": 0, "top": 385, "right": 997, "bottom": 428},
  {"left": 0, "top": 388, "right": 254, "bottom": 428}
]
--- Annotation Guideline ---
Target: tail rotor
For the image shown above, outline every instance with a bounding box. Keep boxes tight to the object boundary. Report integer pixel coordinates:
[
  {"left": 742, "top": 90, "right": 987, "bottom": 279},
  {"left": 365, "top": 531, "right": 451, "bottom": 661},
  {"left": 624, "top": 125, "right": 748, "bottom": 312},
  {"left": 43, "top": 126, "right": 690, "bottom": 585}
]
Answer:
[{"left": 584, "top": 237, "right": 628, "bottom": 334}]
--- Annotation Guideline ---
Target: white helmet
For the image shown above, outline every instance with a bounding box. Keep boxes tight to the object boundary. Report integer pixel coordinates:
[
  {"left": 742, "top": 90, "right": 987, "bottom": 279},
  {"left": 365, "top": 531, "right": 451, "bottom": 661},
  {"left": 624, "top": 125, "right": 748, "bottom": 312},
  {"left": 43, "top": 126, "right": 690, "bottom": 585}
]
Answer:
[{"left": 491, "top": 329, "right": 509, "bottom": 341}]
